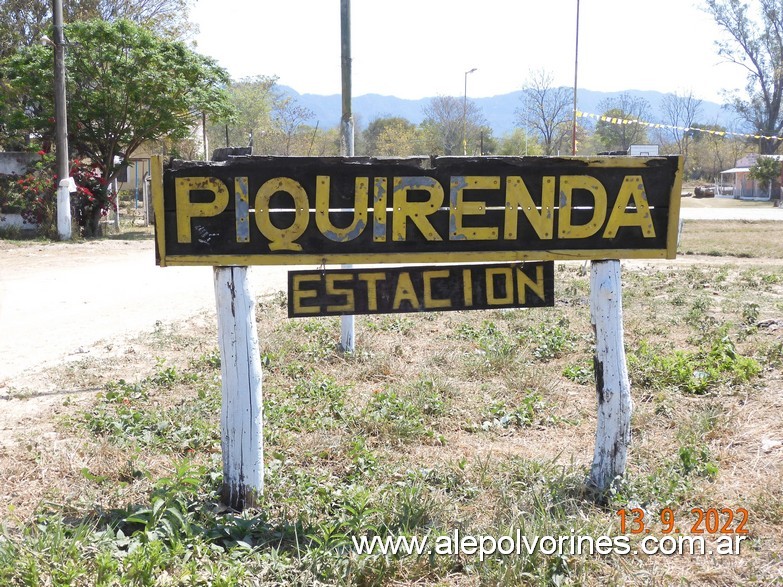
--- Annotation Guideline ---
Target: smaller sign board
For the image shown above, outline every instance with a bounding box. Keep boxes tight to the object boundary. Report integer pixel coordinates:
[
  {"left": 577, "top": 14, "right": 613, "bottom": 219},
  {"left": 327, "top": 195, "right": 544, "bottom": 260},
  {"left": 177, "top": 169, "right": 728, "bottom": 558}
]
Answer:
[{"left": 288, "top": 262, "right": 554, "bottom": 317}]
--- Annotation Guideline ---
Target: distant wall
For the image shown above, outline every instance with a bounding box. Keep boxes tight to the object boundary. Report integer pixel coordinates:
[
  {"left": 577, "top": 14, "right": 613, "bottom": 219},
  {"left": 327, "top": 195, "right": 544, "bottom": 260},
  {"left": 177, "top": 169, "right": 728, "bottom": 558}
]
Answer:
[
  {"left": 0, "top": 152, "right": 41, "bottom": 231},
  {"left": 0, "top": 213, "right": 36, "bottom": 231},
  {"left": 0, "top": 152, "right": 40, "bottom": 175}
]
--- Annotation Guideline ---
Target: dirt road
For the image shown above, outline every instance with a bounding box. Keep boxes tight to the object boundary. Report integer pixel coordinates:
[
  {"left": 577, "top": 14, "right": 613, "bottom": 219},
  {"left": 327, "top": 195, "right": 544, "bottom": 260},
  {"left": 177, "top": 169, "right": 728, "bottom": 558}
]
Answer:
[
  {"left": 0, "top": 238, "right": 288, "bottom": 389},
  {"left": 2, "top": 202, "right": 781, "bottom": 391}
]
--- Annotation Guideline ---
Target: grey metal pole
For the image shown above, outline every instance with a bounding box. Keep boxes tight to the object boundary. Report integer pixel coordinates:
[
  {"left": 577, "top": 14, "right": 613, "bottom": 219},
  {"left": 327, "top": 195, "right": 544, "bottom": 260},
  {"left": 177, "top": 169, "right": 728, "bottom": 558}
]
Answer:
[
  {"left": 340, "top": 0, "right": 353, "bottom": 155},
  {"left": 53, "top": 0, "right": 71, "bottom": 240},
  {"left": 572, "top": 0, "right": 580, "bottom": 156},
  {"left": 202, "top": 112, "right": 209, "bottom": 160},
  {"left": 463, "top": 68, "right": 476, "bottom": 156},
  {"left": 339, "top": 0, "right": 355, "bottom": 352}
]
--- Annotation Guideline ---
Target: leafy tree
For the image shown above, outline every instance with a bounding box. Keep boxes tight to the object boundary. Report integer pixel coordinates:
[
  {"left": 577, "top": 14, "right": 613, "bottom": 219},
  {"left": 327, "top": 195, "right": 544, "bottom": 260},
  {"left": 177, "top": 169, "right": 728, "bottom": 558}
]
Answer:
[
  {"left": 0, "top": 0, "right": 196, "bottom": 58},
  {"left": 1, "top": 18, "right": 231, "bottom": 233},
  {"left": 207, "top": 75, "right": 278, "bottom": 153},
  {"left": 207, "top": 77, "right": 317, "bottom": 156},
  {"left": 516, "top": 69, "right": 574, "bottom": 156},
  {"left": 421, "top": 95, "right": 485, "bottom": 155},
  {"left": 71, "top": 0, "right": 199, "bottom": 40},
  {"left": 687, "top": 122, "right": 749, "bottom": 180},
  {"left": 749, "top": 154, "right": 782, "bottom": 198},
  {"left": 594, "top": 93, "right": 652, "bottom": 152},
  {"left": 706, "top": 0, "right": 783, "bottom": 154},
  {"left": 496, "top": 129, "right": 538, "bottom": 156},
  {"left": 475, "top": 125, "right": 498, "bottom": 155},
  {"left": 362, "top": 116, "right": 419, "bottom": 156},
  {"left": 0, "top": 0, "right": 49, "bottom": 60},
  {"left": 272, "top": 96, "right": 315, "bottom": 156},
  {"left": 304, "top": 125, "right": 341, "bottom": 157}
]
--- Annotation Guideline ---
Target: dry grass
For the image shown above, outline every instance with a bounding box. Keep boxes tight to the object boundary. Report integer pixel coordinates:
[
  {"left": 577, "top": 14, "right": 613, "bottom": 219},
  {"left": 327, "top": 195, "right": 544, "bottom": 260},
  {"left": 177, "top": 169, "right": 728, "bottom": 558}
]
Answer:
[
  {"left": 679, "top": 220, "right": 783, "bottom": 259},
  {"left": 0, "top": 223, "right": 782, "bottom": 585}
]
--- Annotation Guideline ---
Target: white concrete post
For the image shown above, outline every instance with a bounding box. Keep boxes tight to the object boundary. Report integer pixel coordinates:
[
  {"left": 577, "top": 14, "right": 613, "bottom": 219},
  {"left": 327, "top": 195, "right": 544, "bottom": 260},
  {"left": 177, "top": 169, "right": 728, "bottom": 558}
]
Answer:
[
  {"left": 113, "top": 178, "right": 120, "bottom": 231},
  {"left": 56, "top": 179, "right": 72, "bottom": 240},
  {"left": 214, "top": 266, "right": 263, "bottom": 509},
  {"left": 338, "top": 112, "right": 355, "bottom": 353},
  {"left": 589, "top": 260, "right": 632, "bottom": 492},
  {"left": 339, "top": 0, "right": 356, "bottom": 353}
]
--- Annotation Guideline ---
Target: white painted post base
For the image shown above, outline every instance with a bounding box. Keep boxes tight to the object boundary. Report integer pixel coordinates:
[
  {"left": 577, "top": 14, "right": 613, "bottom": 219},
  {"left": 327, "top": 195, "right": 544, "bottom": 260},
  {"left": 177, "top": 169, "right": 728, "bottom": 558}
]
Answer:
[
  {"left": 57, "top": 179, "right": 72, "bottom": 240},
  {"left": 340, "top": 264, "right": 355, "bottom": 352},
  {"left": 589, "top": 260, "right": 632, "bottom": 493},
  {"left": 214, "top": 266, "right": 263, "bottom": 509},
  {"left": 340, "top": 312, "right": 355, "bottom": 353}
]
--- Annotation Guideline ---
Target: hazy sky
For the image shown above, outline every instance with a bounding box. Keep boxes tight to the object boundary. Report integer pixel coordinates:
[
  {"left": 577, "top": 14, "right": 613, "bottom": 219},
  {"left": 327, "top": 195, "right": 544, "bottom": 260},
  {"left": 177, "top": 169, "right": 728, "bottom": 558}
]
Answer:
[{"left": 191, "top": 0, "right": 748, "bottom": 103}]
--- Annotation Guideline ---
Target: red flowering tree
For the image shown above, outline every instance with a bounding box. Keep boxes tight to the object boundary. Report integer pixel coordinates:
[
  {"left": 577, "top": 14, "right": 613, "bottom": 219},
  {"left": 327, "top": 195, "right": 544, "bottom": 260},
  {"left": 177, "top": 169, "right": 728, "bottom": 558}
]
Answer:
[
  {"left": 70, "top": 159, "right": 114, "bottom": 236},
  {"left": 7, "top": 150, "right": 114, "bottom": 237},
  {"left": 7, "top": 151, "right": 57, "bottom": 237}
]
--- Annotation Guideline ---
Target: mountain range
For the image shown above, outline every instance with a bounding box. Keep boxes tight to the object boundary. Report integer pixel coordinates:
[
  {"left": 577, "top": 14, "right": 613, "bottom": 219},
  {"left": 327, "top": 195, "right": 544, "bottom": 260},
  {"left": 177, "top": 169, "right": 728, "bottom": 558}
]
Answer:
[{"left": 279, "top": 86, "right": 736, "bottom": 137}]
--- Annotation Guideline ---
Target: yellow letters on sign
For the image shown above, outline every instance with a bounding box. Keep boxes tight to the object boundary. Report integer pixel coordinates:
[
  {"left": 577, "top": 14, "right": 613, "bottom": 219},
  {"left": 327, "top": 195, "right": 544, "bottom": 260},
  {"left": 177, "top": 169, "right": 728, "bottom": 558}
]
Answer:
[
  {"left": 450, "top": 176, "right": 499, "bottom": 241},
  {"left": 291, "top": 274, "right": 320, "bottom": 315},
  {"left": 603, "top": 175, "right": 655, "bottom": 238},
  {"left": 486, "top": 267, "right": 513, "bottom": 305},
  {"left": 325, "top": 274, "right": 355, "bottom": 312},
  {"left": 423, "top": 269, "right": 451, "bottom": 309},
  {"left": 516, "top": 264, "right": 546, "bottom": 303},
  {"left": 393, "top": 272, "right": 420, "bottom": 309},
  {"left": 254, "top": 177, "right": 309, "bottom": 251},
  {"left": 505, "top": 176, "right": 555, "bottom": 240},
  {"left": 392, "top": 177, "right": 444, "bottom": 242},
  {"left": 358, "top": 272, "right": 386, "bottom": 311},
  {"left": 316, "top": 176, "right": 369, "bottom": 242},
  {"left": 558, "top": 175, "right": 607, "bottom": 239},
  {"left": 175, "top": 177, "right": 229, "bottom": 243}
]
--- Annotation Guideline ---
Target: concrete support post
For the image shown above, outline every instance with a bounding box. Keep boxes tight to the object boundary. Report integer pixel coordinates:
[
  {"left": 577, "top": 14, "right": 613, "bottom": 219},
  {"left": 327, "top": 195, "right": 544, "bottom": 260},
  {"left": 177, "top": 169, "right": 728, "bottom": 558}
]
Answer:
[{"left": 56, "top": 180, "right": 72, "bottom": 240}]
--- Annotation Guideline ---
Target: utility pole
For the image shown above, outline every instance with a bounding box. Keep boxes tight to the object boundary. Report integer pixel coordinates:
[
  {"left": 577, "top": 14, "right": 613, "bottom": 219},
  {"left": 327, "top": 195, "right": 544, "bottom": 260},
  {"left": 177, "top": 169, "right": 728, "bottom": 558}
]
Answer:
[
  {"left": 339, "top": 0, "right": 356, "bottom": 352},
  {"left": 53, "top": 0, "right": 71, "bottom": 240},
  {"left": 572, "top": 0, "right": 580, "bottom": 156},
  {"left": 463, "top": 68, "right": 477, "bottom": 156}
]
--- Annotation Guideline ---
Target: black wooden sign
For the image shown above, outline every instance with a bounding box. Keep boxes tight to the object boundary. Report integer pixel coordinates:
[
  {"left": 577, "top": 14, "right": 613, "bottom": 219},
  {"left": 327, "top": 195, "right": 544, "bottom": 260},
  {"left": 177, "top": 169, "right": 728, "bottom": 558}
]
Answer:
[
  {"left": 288, "top": 262, "right": 555, "bottom": 317},
  {"left": 152, "top": 155, "right": 682, "bottom": 266}
]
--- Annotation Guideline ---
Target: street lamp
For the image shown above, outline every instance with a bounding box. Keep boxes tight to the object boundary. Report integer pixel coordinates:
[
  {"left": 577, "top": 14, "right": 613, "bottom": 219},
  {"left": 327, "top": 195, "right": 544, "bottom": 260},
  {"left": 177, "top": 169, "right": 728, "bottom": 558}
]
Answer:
[{"left": 463, "top": 67, "right": 477, "bottom": 156}]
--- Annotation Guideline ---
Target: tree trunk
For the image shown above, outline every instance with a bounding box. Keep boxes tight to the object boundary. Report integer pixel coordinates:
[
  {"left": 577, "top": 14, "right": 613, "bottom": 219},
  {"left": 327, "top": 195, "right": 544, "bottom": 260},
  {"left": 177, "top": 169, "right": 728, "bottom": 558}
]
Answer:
[{"left": 83, "top": 207, "right": 103, "bottom": 237}]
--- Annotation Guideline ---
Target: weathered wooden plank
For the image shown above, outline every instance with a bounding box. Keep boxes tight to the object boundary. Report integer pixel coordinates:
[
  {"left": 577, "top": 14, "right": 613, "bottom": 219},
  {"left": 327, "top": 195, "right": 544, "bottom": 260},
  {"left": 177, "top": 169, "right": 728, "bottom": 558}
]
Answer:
[{"left": 153, "top": 155, "right": 683, "bottom": 266}]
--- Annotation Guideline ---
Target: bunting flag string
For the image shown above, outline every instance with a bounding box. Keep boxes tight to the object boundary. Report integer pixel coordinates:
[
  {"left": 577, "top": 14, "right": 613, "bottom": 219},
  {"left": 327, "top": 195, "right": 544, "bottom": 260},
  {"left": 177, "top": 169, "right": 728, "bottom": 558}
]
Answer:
[{"left": 576, "top": 111, "right": 782, "bottom": 142}]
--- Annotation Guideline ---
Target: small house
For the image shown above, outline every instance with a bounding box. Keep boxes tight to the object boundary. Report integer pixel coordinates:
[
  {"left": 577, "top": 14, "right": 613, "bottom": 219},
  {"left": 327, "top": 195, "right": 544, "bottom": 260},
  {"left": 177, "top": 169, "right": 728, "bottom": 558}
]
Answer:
[{"left": 718, "top": 154, "right": 783, "bottom": 200}]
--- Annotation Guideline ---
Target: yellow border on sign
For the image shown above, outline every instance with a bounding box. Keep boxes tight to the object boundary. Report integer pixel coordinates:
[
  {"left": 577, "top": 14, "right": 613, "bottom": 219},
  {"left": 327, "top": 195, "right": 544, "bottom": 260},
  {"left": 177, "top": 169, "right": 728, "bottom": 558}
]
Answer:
[
  {"left": 151, "top": 155, "right": 167, "bottom": 267},
  {"left": 159, "top": 249, "right": 670, "bottom": 266},
  {"left": 665, "top": 156, "right": 684, "bottom": 259}
]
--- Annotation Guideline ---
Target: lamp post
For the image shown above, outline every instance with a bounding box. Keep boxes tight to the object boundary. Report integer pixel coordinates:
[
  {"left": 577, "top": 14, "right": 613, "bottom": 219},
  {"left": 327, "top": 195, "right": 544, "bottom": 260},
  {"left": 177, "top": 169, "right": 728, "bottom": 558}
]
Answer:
[
  {"left": 463, "top": 68, "right": 477, "bottom": 156},
  {"left": 53, "top": 0, "right": 71, "bottom": 239}
]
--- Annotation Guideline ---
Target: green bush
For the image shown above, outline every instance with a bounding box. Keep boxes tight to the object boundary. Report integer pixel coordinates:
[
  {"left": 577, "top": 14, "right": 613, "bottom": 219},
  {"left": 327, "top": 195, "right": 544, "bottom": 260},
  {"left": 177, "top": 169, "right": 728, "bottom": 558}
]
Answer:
[{"left": 629, "top": 336, "right": 760, "bottom": 394}]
